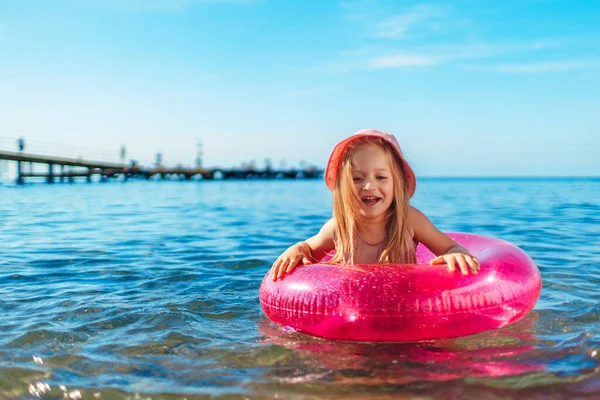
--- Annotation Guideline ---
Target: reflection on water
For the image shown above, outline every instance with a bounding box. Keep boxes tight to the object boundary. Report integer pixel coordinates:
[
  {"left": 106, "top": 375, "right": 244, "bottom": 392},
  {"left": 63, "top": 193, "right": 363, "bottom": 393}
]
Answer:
[{"left": 258, "top": 313, "right": 543, "bottom": 384}]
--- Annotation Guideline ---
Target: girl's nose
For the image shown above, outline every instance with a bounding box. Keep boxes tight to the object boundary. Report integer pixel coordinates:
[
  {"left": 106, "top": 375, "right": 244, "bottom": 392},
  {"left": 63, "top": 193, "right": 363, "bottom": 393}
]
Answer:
[{"left": 363, "top": 179, "right": 375, "bottom": 190}]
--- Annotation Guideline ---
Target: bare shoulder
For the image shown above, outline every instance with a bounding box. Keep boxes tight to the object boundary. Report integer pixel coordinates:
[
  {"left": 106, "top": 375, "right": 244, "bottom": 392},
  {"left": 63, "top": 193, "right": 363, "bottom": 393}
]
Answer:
[
  {"left": 408, "top": 206, "right": 429, "bottom": 225},
  {"left": 319, "top": 218, "right": 336, "bottom": 237},
  {"left": 408, "top": 206, "right": 435, "bottom": 239}
]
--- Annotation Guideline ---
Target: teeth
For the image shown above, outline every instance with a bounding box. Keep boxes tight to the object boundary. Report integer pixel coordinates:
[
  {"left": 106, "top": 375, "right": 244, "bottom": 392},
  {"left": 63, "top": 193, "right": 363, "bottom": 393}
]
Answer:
[{"left": 362, "top": 196, "right": 380, "bottom": 203}]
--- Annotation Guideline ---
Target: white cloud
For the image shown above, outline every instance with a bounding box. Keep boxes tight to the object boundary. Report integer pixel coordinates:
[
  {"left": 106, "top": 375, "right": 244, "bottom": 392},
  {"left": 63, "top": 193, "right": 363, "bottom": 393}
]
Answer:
[
  {"left": 374, "top": 4, "right": 446, "bottom": 38},
  {"left": 304, "top": 39, "right": 571, "bottom": 71},
  {"left": 362, "top": 39, "right": 575, "bottom": 69},
  {"left": 338, "top": 1, "right": 597, "bottom": 74},
  {"left": 366, "top": 54, "right": 436, "bottom": 68},
  {"left": 341, "top": 1, "right": 447, "bottom": 38}
]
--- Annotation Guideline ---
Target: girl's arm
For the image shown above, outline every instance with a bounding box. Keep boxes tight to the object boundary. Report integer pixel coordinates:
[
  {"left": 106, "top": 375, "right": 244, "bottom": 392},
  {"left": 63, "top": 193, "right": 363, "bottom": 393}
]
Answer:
[
  {"left": 409, "top": 207, "right": 480, "bottom": 275},
  {"left": 271, "top": 219, "right": 335, "bottom": 280}
]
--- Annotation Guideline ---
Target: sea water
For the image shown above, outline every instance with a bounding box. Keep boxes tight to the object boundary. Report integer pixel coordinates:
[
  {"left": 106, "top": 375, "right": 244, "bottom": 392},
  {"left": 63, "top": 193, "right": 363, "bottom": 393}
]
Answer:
[{"left": 0, "top": 178, "right": 598, "bottom": 399}]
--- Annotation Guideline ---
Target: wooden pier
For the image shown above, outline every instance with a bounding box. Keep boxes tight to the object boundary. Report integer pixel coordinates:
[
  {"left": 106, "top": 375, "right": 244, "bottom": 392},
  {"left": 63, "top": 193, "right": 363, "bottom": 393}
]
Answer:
[{"left": 0, "top": 149, "right": 322, "bottom": 184}]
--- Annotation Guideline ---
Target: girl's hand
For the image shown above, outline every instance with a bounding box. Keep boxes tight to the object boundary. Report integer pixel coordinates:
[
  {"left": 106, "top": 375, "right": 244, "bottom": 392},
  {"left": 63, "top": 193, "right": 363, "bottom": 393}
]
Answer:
[
  {"left": 430, "top": 253, "right": 480, "bottom": 275},
  {"left": 271, "top": 242, "right": 311, "bottom": 281}
]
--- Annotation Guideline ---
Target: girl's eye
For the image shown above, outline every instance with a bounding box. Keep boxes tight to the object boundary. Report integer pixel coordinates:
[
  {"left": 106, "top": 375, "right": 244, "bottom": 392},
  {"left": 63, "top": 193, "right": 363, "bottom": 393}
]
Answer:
[
  {"left": 377, "top": 176, "right": 387, "bottom": 180},
  {"left": 353, "top": 177, "right": 362, "bottom": 182}
]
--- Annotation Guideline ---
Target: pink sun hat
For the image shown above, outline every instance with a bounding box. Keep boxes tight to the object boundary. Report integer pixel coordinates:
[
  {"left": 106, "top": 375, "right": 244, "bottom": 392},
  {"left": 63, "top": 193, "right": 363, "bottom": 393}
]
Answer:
[{"left": 324, "top": 129, "right": 416, "bottom": 198}]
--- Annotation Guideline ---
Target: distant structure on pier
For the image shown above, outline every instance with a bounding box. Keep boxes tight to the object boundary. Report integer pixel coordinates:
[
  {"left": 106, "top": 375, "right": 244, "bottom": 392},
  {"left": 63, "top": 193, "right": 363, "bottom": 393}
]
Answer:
[
  {"left": 17, "top": 137, "right": 25, "bottom": 152},
  {"left": 120, "top": 145, "right": 127, "bottom": 164},
  {"left": 196, "top": 139, "right": 203, "bottom": 169}
]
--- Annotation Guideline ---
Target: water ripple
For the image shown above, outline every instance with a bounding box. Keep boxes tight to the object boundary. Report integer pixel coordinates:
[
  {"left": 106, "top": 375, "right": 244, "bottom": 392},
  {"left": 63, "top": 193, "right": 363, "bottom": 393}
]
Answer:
[{"left": 0, "top": 179, "right": 598, "bottom": 399}]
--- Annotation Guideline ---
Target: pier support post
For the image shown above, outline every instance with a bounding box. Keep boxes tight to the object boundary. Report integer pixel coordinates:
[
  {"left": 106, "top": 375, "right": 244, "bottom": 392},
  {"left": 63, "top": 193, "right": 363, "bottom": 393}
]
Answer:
[
  {"left": 47, "top": 163, "right": 54, "bottom": 183},
  {"left": 17, "top": 161, "right": 23, "bottom": 185}
]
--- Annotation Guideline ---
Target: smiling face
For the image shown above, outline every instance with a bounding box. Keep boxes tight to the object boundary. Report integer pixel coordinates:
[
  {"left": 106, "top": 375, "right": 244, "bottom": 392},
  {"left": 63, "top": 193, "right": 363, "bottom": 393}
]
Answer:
[{"left": 350, "top": 143, "right": 395, "bottom": 222}]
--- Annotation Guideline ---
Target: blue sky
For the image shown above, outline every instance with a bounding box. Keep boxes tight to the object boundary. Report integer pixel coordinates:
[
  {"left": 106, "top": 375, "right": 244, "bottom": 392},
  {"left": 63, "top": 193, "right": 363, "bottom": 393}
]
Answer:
[{"left": 0, "top": 0, "right": 598, "bottom": 176}]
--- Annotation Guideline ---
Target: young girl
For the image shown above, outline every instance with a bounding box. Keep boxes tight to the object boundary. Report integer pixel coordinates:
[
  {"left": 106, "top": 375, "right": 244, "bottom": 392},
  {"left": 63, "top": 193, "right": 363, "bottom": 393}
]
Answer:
[{"left": 271, "top": 129, "right": 480, "bottom": 281}]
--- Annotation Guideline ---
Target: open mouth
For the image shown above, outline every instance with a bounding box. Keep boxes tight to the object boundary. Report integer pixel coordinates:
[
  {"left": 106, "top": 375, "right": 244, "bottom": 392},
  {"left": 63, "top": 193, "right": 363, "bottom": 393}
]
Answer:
[{"left": 361, "top": 196, "right": 381, "bottom": 205}]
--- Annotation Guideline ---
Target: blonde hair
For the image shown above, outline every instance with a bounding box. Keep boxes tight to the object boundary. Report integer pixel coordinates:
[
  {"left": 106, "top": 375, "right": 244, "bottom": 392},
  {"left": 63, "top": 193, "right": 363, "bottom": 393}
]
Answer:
[{"left": 329, "top": 138, "right": 416, "bottom": 265}]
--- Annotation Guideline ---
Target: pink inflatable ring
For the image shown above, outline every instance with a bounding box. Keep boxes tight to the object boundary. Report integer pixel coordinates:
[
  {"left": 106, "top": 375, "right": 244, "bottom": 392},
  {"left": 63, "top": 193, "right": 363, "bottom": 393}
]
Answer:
[{"left": 260, "top": 233, "right": 542, "bottom": 342}]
